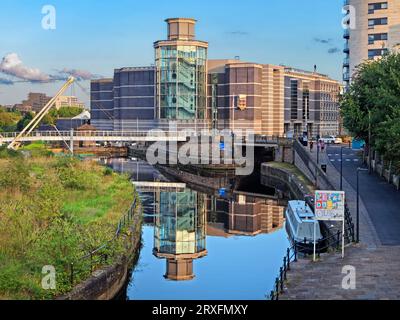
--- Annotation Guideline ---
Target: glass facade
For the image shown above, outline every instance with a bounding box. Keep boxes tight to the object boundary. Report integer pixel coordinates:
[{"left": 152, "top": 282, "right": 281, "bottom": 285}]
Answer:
[
  {"left": 154, "top": 189, "right": 207, "bottom": 255},
  {"left": 155, "top": 45, "right": 207, "bottom": 120}
]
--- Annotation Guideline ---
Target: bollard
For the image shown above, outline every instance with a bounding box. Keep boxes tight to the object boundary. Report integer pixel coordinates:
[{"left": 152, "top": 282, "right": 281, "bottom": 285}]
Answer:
[
  {"left": 294, "top": 243, "right": 298, "bottom": 262},
  {"left": 287, "top": 248, "right": 291, "bottom": 270},
  {"left": 280, "top": 267, "right": 284, "bottom": 292},
  {"left": 275, "top": 278, "right": 280, "bottom": 299},
  {"left": 270, "top": 291, "right": 275, "bottom": 301},
  {"left": 283, "top": 257, "right": 287, "bottom": 280}
]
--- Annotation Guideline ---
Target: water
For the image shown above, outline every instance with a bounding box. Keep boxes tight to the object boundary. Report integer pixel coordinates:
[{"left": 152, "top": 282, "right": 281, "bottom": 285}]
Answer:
[{"left": 105, "top": 158, "right": 290, "bottom": 300}]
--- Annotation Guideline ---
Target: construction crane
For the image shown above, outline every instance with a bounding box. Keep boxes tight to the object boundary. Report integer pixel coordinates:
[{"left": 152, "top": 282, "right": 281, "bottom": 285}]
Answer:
[{"left": 7, "top": 76, "right": 75, "bottom": 150}]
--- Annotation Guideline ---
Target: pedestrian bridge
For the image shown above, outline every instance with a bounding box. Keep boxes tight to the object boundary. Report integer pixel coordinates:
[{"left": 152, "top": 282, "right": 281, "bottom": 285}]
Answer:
[
  {"left": 132, "top": 181, "right": 187, "bottom": 192},
  {"left": 0, "top": 130, "right": 292, "bottom": 148},
  {"left": 0, "top": 130, "right": 189, "bottom": 144}
]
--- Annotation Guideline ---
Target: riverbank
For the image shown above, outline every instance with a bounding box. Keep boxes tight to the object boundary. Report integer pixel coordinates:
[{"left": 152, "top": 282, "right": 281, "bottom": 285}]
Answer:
[{"left": 0, "top": 144, "right": 141, "bottom": 299}]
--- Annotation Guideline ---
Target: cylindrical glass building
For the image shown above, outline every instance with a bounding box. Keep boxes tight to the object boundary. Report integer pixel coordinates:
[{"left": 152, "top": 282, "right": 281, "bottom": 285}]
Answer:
[{"left": 154, "top": 18, "right": 208, "bottom": 121}]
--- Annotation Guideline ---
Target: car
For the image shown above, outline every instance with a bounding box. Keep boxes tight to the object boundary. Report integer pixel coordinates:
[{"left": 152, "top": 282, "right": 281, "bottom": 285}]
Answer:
[
  {"left": 320, "top": 136, "right": 336, "bottom": 144},
  {"left": 334, "top": 137, "right": 343, "bottom": 144}
]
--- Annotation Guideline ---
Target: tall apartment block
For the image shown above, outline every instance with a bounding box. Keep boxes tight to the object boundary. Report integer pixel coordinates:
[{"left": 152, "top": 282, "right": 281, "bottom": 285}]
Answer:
[
  {"left": 343, "top": 0, "right": 400, "bottom": 86},
  {"left": 207, "top": 59, "right": 284, "bottom": 136},
  {"left": 284, "top": 68, "right": 341, "bottom": 138},
  {"left": 154, "top": 18, "right": 208, "bottom": 124}
]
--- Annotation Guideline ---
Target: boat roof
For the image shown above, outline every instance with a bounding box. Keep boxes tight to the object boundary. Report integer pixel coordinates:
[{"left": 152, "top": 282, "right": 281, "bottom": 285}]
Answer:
[{"left": 287, "top": 200, "right": 315, "bottom": 220}]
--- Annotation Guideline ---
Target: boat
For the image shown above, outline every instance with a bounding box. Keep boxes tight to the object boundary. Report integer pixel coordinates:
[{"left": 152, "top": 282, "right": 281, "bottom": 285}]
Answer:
[{"left": 285, "top": 200, "right": 324, "bottom": 254}]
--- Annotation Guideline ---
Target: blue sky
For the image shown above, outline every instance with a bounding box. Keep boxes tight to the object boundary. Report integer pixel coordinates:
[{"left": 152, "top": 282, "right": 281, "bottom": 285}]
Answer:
[{"left": 0, "top": 0, "right": 345, "bottom": 106}]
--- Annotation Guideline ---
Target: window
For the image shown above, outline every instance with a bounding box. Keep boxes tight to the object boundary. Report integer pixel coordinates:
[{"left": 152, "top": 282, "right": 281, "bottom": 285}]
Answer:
[
  {"left": 368, "top": 48, "right": 388, "bottom": 59},
  {"left": 368, "top": 2, "right": 388, "bottom": 14},
  {"left": 290, "top": 79, "right": 298, "bottom": 120},
  {"left": 368, "top": 33, "right": 388, "bottom": 44},
  {"left": 368, "top": 17, "right": 388, "bottom": 28}
]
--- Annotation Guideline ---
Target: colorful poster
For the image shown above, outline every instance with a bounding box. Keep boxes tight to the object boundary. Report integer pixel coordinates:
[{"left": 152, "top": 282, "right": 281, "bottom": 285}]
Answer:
[{"left": 314, "top": 190, "right": 345, "bottom": 221}]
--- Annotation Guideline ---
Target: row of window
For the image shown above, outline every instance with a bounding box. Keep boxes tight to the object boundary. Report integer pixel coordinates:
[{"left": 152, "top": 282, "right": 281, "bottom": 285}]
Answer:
[
  {"left": 368, "top": 48, "right": 388, "bottom": 59},
  {"left": 368, "top": 17, "right": 388, "bottom": 27},
  {"left": 368, "top": 32, "right": 388, "bottom": 44},
  {"left": 368, "top": 2, "right": 388, "bottom": 14}
]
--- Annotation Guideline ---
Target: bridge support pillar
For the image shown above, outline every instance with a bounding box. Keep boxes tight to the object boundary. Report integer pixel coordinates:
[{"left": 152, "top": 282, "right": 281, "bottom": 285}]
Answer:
[{"left": 70, "top": 129, "right": 74, "bottom": 155}]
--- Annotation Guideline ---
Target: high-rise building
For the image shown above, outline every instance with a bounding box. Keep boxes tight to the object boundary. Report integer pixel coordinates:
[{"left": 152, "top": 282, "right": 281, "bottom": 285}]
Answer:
[
  {"left": 154, "top": 18, "right": 208, "bottom": 122},
  {"left": 284, "top": 67, "right": 341, "bottom": 138},
  {"left": 343, "top": 0, "right": 400, "bottom": 86}
]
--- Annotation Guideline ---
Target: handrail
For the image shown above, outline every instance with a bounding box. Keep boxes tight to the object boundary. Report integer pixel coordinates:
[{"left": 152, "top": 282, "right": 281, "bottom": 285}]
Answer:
[{"left": 269, "top": 141, "right": 356, "bottom": 300}]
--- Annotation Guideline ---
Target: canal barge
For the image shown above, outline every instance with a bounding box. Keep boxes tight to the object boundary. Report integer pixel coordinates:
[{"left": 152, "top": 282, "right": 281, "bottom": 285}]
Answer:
[{"left": 285, "top": 200, "right": 323, "bottom": 254}]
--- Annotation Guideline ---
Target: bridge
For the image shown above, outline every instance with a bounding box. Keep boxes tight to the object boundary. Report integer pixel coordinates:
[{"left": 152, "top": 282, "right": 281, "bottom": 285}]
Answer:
[{"left": 132, "top": 181, "right": 187, "bottom": 192}]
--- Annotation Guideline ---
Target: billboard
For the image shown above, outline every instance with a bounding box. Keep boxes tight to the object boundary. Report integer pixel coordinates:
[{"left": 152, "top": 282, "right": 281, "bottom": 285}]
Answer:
[{"left": 314, "top": 190, "right": 345, "bottom": 221}]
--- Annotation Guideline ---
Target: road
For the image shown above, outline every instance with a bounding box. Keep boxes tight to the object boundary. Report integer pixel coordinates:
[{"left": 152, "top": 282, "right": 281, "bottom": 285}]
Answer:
[{"left": 326, "top": 144, "right": 400, "bottom": 246}]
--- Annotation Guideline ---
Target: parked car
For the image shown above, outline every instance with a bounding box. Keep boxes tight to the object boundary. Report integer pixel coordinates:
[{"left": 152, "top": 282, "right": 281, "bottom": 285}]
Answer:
[
  {"left": 320, "top": 136, "right": 336, "bottom": 144},
  {"left": 334, "top": 137, "right": 343, "bottom": 144}
]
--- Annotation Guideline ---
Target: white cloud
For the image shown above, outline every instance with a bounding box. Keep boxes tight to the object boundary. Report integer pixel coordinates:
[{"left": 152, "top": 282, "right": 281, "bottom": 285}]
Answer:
[{"left": 0, "top": 53, "right": 50, "bottom": 82}]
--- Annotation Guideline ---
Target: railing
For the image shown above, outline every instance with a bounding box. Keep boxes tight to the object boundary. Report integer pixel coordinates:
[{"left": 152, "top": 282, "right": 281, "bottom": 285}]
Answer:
[
  {"left": 269, "top": 140, "right": 356, "bottom": 300},
  {"left": 67, "top": 198, "right": 141, "bottom": 287},
  {"left": 270, "top": 218, "right": 355, "bottom": 300}
]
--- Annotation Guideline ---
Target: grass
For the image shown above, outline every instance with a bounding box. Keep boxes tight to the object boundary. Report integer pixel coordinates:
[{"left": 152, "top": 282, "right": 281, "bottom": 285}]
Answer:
[{"left": 0, "top": 144, "right": 139, "bottom": 299}]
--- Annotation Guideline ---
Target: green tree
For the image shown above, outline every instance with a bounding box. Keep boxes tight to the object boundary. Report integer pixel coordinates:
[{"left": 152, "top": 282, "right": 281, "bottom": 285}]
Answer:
[{"left": 341, "top": 51, "right": 400, "bottom": 171}]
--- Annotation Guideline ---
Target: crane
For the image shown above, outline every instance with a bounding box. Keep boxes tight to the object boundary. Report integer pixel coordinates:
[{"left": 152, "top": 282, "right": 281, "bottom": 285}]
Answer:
[{"left": 7, "top": 76, "right": 75, "bottom": 150}]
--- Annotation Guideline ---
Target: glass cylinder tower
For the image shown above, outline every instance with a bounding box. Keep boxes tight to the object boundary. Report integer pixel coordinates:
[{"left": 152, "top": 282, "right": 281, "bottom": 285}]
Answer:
[{"left": 154, "top": 18, "right": 208, "bottom": 121}]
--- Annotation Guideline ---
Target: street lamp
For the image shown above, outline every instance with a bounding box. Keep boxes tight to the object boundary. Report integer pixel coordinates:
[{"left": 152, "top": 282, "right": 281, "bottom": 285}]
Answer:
[
  {"left": 356, "top": 168, "right": 368, "bottom": 243},
  {"left": 340, "top": 145, "right": 352, "bottom": 190}
]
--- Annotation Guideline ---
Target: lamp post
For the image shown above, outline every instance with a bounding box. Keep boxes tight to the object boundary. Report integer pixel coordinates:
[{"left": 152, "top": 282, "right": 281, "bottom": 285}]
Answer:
[{"left": 356, "top": 168, "right": 368, "bottom": 243}]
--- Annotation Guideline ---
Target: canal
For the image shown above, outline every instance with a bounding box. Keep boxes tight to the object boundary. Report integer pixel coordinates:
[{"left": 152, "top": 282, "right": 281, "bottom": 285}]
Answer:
[{"left": 106, "top": 158, "right": 290, "bottom": 300}]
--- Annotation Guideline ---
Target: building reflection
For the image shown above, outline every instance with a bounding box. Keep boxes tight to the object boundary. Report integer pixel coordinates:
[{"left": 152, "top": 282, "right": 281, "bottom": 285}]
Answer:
[
  {"left": 207, "top": 194, "right": 285, "bottom": 237},
  {"left": 103, "top": 158, "right": 286, "bottom": 281},
  {"left": 153, "top": 189, "right": 207, "bottom": 281}
]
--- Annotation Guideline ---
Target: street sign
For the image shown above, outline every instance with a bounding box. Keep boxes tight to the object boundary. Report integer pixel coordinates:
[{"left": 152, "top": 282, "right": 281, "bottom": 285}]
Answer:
[
  {"left": 314, "top": 190, "right": 346, "bottom": 259},
  {"left": 314, "top": 190, "right": 345, "bottom": 221}
]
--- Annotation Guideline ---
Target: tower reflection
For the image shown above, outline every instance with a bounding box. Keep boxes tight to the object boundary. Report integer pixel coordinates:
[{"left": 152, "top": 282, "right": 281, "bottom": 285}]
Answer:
[{"left": 153, "top": 189, "right": 207, "bottom": 281}]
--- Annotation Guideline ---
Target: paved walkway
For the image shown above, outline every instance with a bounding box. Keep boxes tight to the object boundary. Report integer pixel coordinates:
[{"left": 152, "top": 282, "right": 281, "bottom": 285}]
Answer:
[{"left": 281, "top": 143, "right": 400, "bottom": 300}]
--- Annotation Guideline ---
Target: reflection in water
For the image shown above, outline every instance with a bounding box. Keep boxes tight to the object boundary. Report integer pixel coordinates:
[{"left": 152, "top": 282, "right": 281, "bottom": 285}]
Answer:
[
  {"left": 104, "top": 158, "right": 289, "bottom": 300},
  {"left": 154, "top": 189, "right": 207, "bottom": 281}
]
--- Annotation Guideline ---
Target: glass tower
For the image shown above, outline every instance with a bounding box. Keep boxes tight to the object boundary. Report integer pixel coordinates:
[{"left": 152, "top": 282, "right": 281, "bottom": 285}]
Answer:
[{"left": 154, "top": 18, "right": 208, "bottom": 120}]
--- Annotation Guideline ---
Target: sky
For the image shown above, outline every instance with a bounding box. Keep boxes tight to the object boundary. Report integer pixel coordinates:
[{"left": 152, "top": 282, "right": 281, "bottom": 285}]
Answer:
[{"left": 0, "top": 0, "right": 345, "bottom": 106}]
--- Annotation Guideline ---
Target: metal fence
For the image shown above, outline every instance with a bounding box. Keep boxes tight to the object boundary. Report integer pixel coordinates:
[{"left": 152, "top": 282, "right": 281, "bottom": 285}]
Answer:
[
  {"left": 67, "top": 198, "right": 141, "bottom": 287},
  {"left": 269, "top": 140, "right": 356, "bottom": 300}
]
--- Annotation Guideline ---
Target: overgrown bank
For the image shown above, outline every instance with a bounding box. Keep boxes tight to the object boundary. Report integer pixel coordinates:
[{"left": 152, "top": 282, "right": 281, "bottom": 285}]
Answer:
[{"left": 0, "top": 144, "right": 140, "bottom": 299}]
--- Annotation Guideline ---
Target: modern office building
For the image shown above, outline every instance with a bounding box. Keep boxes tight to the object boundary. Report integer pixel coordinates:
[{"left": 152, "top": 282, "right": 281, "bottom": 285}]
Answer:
[
  {"left": 284, "top": 67, "right": 341, "bottom": 138},
  {"left": 207, "top": 59, "right": 284, "bottom": 136},
  {"left": 91, "top": 17, "right": 340, "bottom": 136},
  {"left": 113, "top": 67, "right": 155, "bottom": 131},
  {"left": 343, "top": 0, "right": 400, "bottom": 86},
  {"left": 90, "top": 78, "right": 114, "bottom": 130},
  {"left": 154, "top": 18, "right": 208, "bottom": 123}
]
